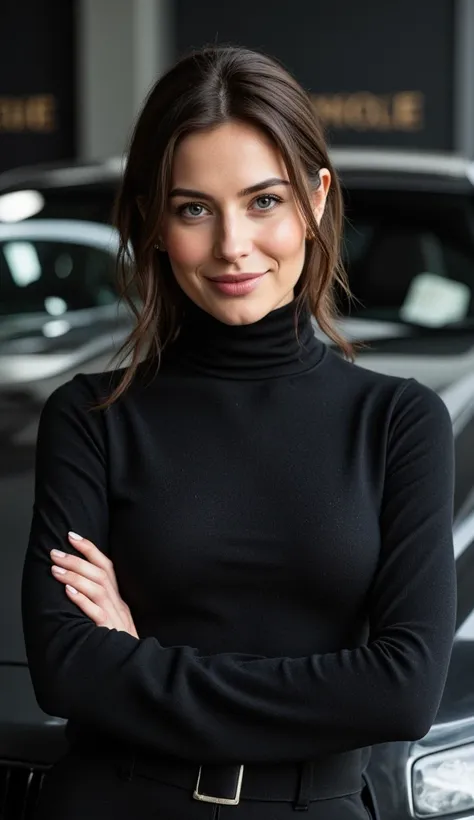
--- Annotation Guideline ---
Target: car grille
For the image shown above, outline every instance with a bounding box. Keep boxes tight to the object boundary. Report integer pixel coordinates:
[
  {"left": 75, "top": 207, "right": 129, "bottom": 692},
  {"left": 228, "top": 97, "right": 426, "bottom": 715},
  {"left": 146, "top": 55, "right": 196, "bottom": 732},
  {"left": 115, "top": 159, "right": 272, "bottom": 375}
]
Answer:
[{"left": 0, "top": 763, "right": 48, "bottom": 820}]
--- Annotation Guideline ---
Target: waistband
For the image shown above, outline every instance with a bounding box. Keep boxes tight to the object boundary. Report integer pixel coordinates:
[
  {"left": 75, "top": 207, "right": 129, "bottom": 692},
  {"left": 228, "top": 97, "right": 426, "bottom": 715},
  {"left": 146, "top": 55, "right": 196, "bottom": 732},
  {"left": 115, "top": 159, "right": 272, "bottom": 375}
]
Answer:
[{"left": 73, "top": 740, "right": 364, "bottom": 808}]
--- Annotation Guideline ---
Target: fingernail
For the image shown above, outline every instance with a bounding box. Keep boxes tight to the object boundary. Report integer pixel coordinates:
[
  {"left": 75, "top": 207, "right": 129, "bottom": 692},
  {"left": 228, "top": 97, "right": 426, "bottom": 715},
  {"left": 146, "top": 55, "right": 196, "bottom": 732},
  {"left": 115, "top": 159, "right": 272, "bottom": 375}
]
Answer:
[
  {"left": 52, "top": 565, "right": 66, "bottom": 575},
  {"left": 68, "top": 531, "right": 83, "bottom": 541},
  {"left": 66, "top": 584, "right": 78, "bottom": 594},
  {"left": 51, "top": 549, "right": 66, "bottom": 558}
]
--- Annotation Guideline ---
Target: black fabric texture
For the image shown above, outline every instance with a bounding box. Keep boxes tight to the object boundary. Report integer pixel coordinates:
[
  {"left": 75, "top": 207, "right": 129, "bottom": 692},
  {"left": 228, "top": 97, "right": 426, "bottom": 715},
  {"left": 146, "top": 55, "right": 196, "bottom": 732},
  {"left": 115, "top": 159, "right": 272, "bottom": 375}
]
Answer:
[{"left": 22, "top": 297, "right": 456, "bottom": 766}]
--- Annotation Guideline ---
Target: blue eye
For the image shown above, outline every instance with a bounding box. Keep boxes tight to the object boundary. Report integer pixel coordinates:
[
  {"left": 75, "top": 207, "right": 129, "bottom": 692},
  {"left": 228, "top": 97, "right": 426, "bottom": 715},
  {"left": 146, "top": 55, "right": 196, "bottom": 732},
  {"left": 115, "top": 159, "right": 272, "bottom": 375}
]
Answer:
[
  {"left": 175, "top": 194, "right": 283, "bottom": 218},
  {"left": 177, "top": 202, "right": 208, "bottom": 218},
  {"left": 252, "top": 194, "right": 282, "bottom": 211}
]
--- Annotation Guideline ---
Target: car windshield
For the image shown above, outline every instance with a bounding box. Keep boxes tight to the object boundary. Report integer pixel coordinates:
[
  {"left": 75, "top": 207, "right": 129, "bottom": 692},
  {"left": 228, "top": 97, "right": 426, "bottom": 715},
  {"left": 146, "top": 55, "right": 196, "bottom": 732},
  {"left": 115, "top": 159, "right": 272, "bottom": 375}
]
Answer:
[{"left": 340, "top": 187, "right": 474, "bottom": 334}]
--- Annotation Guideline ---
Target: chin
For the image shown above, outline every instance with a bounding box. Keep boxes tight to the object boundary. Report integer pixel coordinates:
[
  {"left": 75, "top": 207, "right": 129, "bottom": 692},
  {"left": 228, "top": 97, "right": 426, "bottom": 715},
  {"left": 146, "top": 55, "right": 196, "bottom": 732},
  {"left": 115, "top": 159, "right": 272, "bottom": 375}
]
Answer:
[{"left": 208, "top": 297, "right": 279, "bottom": 326}]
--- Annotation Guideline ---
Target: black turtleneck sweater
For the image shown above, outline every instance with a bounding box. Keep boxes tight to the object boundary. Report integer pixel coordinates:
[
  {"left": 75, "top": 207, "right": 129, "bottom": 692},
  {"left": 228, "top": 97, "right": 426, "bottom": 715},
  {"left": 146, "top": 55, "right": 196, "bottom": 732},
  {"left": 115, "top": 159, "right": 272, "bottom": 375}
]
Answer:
[{"left": 21, "top": 299, "right": 456, "bottom": 765}]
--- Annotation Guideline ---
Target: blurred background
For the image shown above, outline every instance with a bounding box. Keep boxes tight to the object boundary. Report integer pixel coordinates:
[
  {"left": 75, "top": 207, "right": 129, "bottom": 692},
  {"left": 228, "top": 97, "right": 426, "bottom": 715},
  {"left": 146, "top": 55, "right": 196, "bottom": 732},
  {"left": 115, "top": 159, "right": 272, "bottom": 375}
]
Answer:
[
  {"left": 3, "top": 3, "right": 474, "bottom": 820},
  {"left": 1, "top": 0, "right": 473, "bottom": 171}
]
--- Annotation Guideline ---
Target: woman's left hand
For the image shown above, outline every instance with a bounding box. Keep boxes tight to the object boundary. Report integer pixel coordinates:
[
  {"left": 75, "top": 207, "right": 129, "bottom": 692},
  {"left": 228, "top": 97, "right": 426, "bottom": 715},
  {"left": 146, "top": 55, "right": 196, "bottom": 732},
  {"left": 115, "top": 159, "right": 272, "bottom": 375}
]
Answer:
[{"left": 50, "top": 532, "right": 139, "bottom": 639}]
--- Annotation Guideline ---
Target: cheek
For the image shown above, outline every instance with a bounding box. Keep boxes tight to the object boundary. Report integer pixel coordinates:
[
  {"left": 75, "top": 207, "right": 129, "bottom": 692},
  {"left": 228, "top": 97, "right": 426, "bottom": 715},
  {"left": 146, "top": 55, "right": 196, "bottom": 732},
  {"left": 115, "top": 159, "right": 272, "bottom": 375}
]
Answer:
[
  {"left": 261, "top": 214, "right": 305, "bottom": 260},
  {"left": 165, "top": 226, "right": 209, "bottom": 271}
]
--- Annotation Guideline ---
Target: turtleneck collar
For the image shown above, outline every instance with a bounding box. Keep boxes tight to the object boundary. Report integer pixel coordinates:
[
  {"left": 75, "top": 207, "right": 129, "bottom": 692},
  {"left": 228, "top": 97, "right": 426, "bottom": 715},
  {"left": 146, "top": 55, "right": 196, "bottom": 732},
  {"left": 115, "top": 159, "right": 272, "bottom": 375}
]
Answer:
[{"left": 164, "top": 296, "right": 326, "bottom": 380}]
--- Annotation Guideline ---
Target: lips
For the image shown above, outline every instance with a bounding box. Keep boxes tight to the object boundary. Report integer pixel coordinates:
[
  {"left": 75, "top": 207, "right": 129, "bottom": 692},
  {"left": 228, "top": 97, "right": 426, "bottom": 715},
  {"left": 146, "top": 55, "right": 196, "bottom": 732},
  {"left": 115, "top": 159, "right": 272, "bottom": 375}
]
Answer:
[
  {"left": 206, "top": 272, "right": 267, "bottom": 297},
  {"left": 207, "top": 273, "right": 267, "bottom": 283}
]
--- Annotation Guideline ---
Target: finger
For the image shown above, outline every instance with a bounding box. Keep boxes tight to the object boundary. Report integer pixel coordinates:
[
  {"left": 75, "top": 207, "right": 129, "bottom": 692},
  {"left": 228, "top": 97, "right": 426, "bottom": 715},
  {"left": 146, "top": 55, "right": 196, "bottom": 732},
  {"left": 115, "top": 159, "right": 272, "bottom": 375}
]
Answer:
[
  {"left": 54, "top": 568, "right": 124, "bottom": 627},
  {"left": 67, "top": 533, "right": 118, "bottom": 590},
  {"left": 64, "top": 584, "right": 111, "bottom": 627},
  {"left": 51, "top": 566, "right": 112, "bottom": 608},
  {"left": 51, "top": 551, "right": 107, "bottom": 586}
]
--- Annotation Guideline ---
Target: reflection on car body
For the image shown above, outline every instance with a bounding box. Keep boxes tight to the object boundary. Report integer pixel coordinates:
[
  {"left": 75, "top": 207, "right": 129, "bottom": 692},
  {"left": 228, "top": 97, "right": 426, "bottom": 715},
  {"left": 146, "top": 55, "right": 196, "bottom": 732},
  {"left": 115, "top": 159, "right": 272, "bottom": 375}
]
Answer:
[
  {"left": 1, "top": 149, "right": 474, "bottom": 818},
  {"left": 0, "top": 221, "right": 133, "bottom": 512}
]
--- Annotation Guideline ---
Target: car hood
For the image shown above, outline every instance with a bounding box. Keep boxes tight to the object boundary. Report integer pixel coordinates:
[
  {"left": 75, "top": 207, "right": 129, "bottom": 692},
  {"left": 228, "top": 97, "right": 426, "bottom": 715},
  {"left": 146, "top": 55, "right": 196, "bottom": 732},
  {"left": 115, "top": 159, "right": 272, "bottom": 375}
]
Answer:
[{"left": 0, "top": 306, "right": 131, "bottom": 386}]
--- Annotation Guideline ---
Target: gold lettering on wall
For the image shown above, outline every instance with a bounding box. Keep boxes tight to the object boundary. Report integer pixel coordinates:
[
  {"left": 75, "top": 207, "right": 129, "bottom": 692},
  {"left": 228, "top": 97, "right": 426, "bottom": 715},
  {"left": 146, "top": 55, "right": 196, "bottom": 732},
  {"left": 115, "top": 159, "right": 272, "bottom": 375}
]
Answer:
[
  {"left": 392, "top": 92, "right": 424, "bottom": 131},
  {"left": 312, "top": 91, "right": 424, "bottom": 131},
  {"left": 0, "top": 95, "right": 57, "bottom": 133}
]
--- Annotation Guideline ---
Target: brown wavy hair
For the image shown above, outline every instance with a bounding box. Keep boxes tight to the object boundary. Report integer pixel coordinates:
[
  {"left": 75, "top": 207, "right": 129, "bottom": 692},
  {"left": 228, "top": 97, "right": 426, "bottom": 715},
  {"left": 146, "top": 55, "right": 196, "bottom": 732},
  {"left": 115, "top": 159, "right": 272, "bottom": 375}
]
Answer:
[{"left": 98, "top": 45, "right": 353, "bottom": 409}]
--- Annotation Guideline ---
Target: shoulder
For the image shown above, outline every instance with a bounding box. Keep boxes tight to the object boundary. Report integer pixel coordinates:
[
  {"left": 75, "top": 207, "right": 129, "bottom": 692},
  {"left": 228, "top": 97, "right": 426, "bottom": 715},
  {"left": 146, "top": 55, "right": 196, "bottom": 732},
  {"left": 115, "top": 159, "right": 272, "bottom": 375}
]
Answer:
[
  {"left": 38, "top": 367, "right": 134, "bottom": 440},
  {"left": 322, "top": 347, "right": 411, "bottom": 404},
  {"left": 39, "top": 362, "right": 159, "bottom": 435},
  {"left": 322, "top": 349, "right": 452, "bottom": 440},
  {"left": 42, "top": 372, "right": 107, "bottom": 417},
  {"left": 325, "top": 349, "right": 448, "bottom": 411},
  {"left": 42, "top": 364, "right": 140, "bottom": 415},
  {"left": 387, "top": 377, "right": 452, "bottom": 443}
]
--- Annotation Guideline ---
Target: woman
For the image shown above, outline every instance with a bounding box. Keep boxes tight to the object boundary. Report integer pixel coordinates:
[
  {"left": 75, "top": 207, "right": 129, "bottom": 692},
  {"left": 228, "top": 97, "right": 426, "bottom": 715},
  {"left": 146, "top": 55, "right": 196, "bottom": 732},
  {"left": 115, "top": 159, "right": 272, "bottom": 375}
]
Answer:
[{"left": 22, "top": 45, "right": 456, "bottom": 819}]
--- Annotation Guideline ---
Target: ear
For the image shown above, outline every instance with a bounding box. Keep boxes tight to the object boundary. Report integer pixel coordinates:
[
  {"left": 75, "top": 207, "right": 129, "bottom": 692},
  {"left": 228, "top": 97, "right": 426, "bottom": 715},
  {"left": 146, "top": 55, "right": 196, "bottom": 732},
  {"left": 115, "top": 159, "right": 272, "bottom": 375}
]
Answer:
[{"left": 311, "top": 168, "right": 331, "bottom": 227}]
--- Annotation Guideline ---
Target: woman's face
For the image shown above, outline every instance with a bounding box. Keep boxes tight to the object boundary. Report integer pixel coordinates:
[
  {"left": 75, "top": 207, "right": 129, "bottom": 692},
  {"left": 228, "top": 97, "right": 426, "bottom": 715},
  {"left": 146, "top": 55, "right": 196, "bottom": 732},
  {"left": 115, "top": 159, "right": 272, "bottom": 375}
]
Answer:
[{"left": 160, "top": 119, "right": 331, "bottom": 326}]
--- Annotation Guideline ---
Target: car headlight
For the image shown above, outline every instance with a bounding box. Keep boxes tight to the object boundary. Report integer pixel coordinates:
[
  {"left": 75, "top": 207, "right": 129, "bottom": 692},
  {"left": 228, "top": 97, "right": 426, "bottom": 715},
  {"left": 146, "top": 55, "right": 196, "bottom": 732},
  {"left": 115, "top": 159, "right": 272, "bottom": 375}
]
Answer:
[{"left": 412, "top": 743, "right": 474, "bottom": 816}]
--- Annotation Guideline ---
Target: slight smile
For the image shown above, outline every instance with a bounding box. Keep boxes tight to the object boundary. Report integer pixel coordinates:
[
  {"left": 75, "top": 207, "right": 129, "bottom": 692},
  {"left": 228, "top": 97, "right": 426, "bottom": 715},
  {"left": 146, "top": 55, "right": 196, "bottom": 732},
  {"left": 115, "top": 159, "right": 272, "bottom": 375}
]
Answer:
[{"left": 206, "top": 272, "right": 267, "bottom": 297}]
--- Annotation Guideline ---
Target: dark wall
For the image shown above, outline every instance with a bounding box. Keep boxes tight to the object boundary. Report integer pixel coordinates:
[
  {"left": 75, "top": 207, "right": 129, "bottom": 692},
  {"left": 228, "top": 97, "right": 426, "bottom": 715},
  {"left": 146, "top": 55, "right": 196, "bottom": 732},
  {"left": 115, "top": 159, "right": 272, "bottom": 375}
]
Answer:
[
  {"left": 174, "top": 0, "right": 455, "bottom": 151},
  {"left": 0, "top": 0, "right": 76, "bottom": 173}
]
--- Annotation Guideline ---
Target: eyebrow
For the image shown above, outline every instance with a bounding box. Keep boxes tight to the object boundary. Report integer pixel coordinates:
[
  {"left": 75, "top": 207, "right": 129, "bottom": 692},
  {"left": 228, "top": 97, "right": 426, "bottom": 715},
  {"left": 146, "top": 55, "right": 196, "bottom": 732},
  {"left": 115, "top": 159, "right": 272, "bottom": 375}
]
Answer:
[{"left": 169, "top": 177, "right": 291, "bottom": 201}]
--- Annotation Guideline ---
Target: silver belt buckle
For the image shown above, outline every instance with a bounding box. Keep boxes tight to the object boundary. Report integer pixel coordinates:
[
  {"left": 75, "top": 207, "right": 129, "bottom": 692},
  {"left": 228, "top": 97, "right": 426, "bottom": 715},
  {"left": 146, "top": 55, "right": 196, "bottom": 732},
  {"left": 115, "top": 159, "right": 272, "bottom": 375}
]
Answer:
[{"left": 193, "top": 764, "right": 244, "bottom": 805}]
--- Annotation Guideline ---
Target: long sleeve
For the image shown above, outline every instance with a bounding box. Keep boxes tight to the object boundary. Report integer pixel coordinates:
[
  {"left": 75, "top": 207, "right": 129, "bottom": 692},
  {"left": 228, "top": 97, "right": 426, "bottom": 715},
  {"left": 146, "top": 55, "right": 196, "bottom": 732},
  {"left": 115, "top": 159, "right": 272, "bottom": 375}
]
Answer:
[{"left": 22, "top": 374, "right": 456, "bottom": 763}]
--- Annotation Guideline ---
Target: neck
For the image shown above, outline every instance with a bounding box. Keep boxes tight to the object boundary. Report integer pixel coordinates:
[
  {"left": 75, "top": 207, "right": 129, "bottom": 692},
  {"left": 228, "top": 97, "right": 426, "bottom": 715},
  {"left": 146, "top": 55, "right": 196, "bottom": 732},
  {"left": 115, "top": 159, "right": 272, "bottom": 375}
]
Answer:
[{"left": 165, "top": 296, "right": 325, "bottom": 380}]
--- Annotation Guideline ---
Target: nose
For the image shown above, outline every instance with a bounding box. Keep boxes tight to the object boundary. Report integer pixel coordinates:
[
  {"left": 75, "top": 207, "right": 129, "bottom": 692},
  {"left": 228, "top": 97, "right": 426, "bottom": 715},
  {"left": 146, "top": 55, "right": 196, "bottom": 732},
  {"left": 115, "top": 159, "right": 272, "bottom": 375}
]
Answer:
[{"left": 213, "top": 215, "right": 252, "bottom": 263}]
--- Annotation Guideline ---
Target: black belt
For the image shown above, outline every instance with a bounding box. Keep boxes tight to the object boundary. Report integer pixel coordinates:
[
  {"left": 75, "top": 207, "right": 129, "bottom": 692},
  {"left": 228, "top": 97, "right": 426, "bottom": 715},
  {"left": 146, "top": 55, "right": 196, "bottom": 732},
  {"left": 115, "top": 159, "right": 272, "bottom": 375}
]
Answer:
[{"left": 109, "top": 747, "right": 364, "bottom": 808}]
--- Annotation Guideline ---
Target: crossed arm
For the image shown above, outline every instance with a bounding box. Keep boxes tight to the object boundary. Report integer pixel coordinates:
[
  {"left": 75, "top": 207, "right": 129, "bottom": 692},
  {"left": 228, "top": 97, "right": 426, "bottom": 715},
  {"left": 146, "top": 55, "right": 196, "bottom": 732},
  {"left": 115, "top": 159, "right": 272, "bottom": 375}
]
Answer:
[
  {"left": 22, "top": 374, "right": 457, "bottom": 764},
  {"left": 50, "top": 530, "right": 139, "bottom": 637}
]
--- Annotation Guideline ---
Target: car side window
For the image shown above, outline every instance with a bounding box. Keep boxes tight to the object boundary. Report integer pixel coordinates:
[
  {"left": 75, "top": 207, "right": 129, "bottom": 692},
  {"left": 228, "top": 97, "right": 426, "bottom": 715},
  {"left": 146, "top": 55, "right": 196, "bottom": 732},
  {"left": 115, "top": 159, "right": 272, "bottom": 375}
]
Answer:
[
  {"left": 340, "top": 186, "right": 474, "bottom": 328},
  {"left": 0, "top": 240, "right": 117, "bottom": 316},
  {"left": 343, "top": 223, "right": 474, "bottom": 325}
]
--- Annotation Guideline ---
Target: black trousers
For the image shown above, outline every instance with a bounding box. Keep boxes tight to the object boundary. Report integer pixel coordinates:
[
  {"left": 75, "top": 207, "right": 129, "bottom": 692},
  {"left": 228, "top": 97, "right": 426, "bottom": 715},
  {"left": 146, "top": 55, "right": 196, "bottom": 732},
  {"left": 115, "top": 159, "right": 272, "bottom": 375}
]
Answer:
[{"left": 34, "top": 748, "right": 374, "bottom": 820}]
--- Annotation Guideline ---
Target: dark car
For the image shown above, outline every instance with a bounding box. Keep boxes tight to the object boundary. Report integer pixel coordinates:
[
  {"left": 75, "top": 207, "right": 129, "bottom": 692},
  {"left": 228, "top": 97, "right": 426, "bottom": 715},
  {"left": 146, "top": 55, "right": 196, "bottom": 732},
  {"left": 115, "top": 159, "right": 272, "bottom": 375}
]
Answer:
[{"left": 1, "top": 149, "right": 474, "bottom": 819}]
